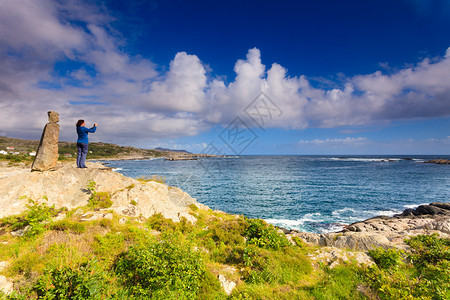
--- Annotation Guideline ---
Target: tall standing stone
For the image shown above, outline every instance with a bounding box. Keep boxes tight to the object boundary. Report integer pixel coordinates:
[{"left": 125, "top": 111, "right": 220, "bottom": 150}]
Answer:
[{"left": 31, "top": 111, "right": 60, "bottom": 171}]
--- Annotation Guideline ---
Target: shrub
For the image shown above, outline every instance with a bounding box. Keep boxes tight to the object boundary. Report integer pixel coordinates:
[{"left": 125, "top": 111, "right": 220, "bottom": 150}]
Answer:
[
  {"left": 291, "top": 236, "right": 307, "bottom": 248},
  {"left": 137, "top": 175, "right": 166, "bottom": 184},
  {"left": 0, "top": 197, "right": 56, "bottom": 237},
  {"left": 51, "top": 219, "right": 86, "bottom": 234},
  {"left": 34, "top": 261, "right": 105, "bottom": 299},
  {"left": 363, "top": 234, "right": 450, "bottom": 299},
  {"left": 405, "top": 234, "right": 450, "bottom": 271},
  {"left": 98, "top": 218, "right": 113, "bottom": 228},
  {"left": 189, "top": 204, "right": 199, "bottom": 211},
  {"left": 93, "top": 232, "right": 127, "bottom": 263},
  {"left": 86, "top": 181, "right": 112, "bottom": 209},
  {"left": 89, "top": 192, "right": 113, "bottom": 209},
  {"left": 368, "top": 247, "right": 403, "bottom": 269},
  {"left": 114, "top": 233, "right": 205, "bottom": 298},
  {"left": 207, "top": 218, "right": 248, "bottom": 246},
  {"left": 244, "top": 218, "right": 290, "bottom": 250},
  {"left": 146, "top": 213, "right": 177, "bottom": 232}
]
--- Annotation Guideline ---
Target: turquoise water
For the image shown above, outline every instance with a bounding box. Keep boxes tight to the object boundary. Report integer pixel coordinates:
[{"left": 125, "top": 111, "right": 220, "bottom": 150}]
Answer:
[{"left": 102, "top": 156, "right": 449, "bottom": 233}]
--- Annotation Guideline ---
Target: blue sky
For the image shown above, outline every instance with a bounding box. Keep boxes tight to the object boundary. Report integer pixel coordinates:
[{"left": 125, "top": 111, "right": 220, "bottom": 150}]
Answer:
[{"left": 0, "top": 0, "right": 449, "bottom": 154}]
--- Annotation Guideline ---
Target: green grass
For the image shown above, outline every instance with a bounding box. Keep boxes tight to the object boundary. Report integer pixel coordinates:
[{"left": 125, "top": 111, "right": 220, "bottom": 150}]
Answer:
[
  {"left": 0, "top": 135, "right": 169, "bottom": 163},
  {"left": 0, "top": 200, "right": 449, "bottom": 299}
]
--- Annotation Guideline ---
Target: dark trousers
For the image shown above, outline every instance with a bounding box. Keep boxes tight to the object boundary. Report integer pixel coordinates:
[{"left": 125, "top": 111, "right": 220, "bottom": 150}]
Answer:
[{"left": 77, "top": 143, "right": 89, "bottom": 168}]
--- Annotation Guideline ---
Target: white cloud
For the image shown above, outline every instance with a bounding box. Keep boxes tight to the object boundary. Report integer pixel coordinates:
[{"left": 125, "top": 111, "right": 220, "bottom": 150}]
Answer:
[
  {"left": 142, "top": 52, "right": 207, "bottom": 113},
  {"left": 298, "top": 137, "right": 368, "bottom": 145},
  {"left": 0, "top": 0, "right": 449, "bottom": 148}
]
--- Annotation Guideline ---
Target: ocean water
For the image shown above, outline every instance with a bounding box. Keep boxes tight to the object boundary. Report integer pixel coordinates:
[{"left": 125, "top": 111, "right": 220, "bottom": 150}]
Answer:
[{"left": 102, "top": 156, "right": 449, "bottom": 233}]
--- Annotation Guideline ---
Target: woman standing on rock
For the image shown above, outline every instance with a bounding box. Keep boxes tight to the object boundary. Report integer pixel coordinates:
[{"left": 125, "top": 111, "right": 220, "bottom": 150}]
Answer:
[{"left": 76, "top": 120, "right": 97, "bottom": 168}]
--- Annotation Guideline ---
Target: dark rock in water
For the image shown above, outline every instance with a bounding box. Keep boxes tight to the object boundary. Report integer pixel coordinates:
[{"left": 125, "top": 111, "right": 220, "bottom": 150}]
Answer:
[
  {"left": 402, "top": 158, "right": 413, "bottom": 160},
  {"left": 431, "top": 202, "right": 450, "bottom": 210},
  {"left": 395, "top": 202, "right": 450, "bottom": 217},
  {"left": 415, "top": 205, "right": 449, "bottom": 216},
  {"left": 424, "top": 159, "right": 450, "bottom": 165},
  {"left": 165, "top": 157, "right": 198, "bottom": 161},
  {"left": 399, "top": 208, "right": 415, "bottom": 216}
]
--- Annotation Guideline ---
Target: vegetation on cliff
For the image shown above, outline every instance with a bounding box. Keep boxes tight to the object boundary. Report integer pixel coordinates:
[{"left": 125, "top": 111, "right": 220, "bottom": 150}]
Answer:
[
  {"left": 0, "top": 195, "right": 449, "bottom": 299},
  {"left": 0, "top": 136, "right": 170, "bottom": 163}
]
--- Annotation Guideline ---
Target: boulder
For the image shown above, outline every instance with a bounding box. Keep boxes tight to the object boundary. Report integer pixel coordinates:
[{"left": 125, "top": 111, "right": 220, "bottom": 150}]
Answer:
[
  {"left": 218, "top": 274, "right": 236, "bottom": 295},
  {"left": 308, "top": 247, "right": 374, "bottom": 268},
  {"left": 292, "top": 232, "right": 391, "bottom": 251},
  {"left": 0, "top": 275, "right": 13, "bottom": 294},
  {"left": 395, "top": 202, "right": 450, "bottom": 217},
  {"left": 424, "top": 159, "right": 450, "bottom": 165}
]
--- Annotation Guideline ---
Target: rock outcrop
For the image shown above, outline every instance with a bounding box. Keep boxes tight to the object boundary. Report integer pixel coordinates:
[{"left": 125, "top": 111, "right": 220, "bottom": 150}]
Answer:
[
  {"left": 218, "top": 274, "right": 236, "bottom": 295},
  {"left": 31, "top": 111, "right": 60, "bottom": 171},
  {"left": 308, "top": 247, "right": 374, "bottom": 269},
  {"left": 288, "top": 202, "right": 450, "bottom": 251},
  {"left": 0, "top": 275, "right": 13, "bottom": 294},
  {"left": 424, "top": 159, "right": 450, "bottom": 165},
  {"left": 0, "top": 162, "right": 208, "bottom": 222}
]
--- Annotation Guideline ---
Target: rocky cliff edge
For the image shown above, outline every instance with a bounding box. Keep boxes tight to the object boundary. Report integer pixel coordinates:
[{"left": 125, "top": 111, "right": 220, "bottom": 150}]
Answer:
[{"left": 0, "top": 162, "right": 208, "bottom": 222}]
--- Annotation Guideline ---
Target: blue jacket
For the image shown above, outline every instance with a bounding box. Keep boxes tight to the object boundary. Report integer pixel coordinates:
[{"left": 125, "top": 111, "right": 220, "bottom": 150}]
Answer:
[{"left": 77, "top": 126, "right": 97, "bottom": 144}]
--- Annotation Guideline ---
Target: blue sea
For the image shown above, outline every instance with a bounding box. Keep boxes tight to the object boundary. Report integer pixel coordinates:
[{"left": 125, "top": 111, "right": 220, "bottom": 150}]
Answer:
[{"left": 101, "top": 156, "right": 449, "bottom": 233}]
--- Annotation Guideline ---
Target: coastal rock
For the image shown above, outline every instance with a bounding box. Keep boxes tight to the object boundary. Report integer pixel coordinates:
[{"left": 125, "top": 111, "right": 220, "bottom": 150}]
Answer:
[
  {"left": 308, "top": 247, "right": 374, "bottom": 268},
  {"left": 395, "top": 203, "right": 450, "bottom": 217},
  {"left": 291, "top": 232, "right": 391, "bottom": 251},
  {"left": 424, "top": 159, "right": 450, "bottom": 165},
  {"left": 0, "top": 162, "right": 207, "bottom": 223},
  {"left": 31, "top": 111, "right": 60, "bottom": 172},
  {"left": 0, "top": 261, "right": 8, "bottom": 272},
  {"left": 0, "top": 275, "right": 13, "bottom": 294},
  {"left": 10, "top": 226, "right": 30, "bottom": 237},
  {"left": 290, "top": 202, "right": 450, "bottom": 251},
  {"left": 164, "top": 156, "right": 199, "bottom": 161},
  {"left": 218, "top": 274, "right": 236, "bottom": 295}
]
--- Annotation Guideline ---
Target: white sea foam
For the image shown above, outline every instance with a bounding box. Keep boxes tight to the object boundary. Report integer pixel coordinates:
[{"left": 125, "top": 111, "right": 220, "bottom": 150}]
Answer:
[
  {"left": 265, "top": 213, "right": 323, "bottom": 228},
  {"left": 264, "top": 218, "right": 305, "bottom": 227},
  {"left": 316, "top": 224, "right": 346, "bottom": 234},
  {"left": 365, "top": 210, "right": 402, "bottom": 217},
  {"left": 330, "top": 157, "right": 402, "bottom": 162},
  {"left": 332, "top": 208, "right": 356, "bottom": 216},
  {"left": 403, "top": 203, "right": 428, "bottom": 209},
  {"left": 112, "top": 168, "right": 123, "bottom": 171}
]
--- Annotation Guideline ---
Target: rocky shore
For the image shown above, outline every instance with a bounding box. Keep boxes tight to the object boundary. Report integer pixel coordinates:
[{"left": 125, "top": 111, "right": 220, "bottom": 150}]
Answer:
[
  {"left": 285, "top": 202, "right": 450, "bottom": 251},
  {"left": 424, "top": 158, "right": 450, "bottom": 165}
]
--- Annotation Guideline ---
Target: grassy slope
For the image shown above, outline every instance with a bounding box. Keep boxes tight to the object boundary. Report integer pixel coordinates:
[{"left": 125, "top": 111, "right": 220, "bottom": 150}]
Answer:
[
  {"left": 1, "top": 194, "right": 448, "bottom": 299},
  {"left": 0, "top": 202, "right": 364, "bottom": 300}
]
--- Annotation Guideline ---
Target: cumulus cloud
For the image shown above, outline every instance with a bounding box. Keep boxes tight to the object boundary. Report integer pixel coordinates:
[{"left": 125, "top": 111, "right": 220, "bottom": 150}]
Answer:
[
  {"left": 0, "top": 0, "right": 449, "bottom": 147},
  {"left": 142, "top": 52, "right": 207, "bottom": 112}
]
